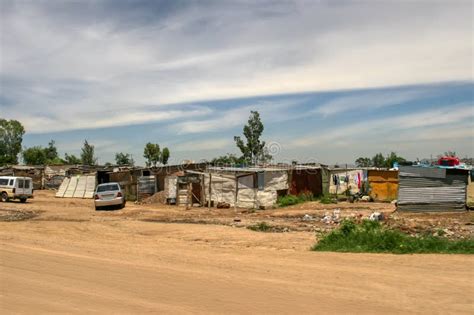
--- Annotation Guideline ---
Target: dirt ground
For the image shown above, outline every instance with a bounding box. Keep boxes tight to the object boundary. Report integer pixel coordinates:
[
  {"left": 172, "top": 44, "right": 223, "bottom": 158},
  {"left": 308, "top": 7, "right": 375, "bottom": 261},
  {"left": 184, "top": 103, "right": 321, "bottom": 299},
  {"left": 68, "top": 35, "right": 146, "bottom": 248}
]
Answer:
[{"left": 1, "top": 190, "right": 473, "bottom": 314}]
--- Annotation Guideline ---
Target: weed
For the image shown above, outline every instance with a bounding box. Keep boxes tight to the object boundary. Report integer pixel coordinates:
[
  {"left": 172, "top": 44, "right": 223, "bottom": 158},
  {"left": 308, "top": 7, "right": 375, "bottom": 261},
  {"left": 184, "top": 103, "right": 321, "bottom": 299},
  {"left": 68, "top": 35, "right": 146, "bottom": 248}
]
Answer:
[
  {"left": 319, "top": 194, "right": 337, "bottom": 204},
  {"left": 247, "top": 221, "right": 272, "bottom": 232},
  {"left": 312, "top": 219, "right": 474, "bottom": 254}
]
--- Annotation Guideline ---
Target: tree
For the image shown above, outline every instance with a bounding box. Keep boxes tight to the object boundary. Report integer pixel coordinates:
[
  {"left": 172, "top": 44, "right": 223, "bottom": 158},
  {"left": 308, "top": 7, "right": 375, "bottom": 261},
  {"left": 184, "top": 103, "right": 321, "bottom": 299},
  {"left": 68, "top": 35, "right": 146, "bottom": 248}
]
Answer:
[
  {"left": 80, "top": 140, "right": 97, "bottom": 166},
  {"left": 64, "top": 153, "right": 81, "bottom": 164},
  {"left": 372, "top": 153, "right": 386, "bottom": 168},
  {"left": 0, "top": 119, "right": 25, "bottom": 165},
  {"left": 22, "top": 146, "right": 47, "bottom": 165},
  {"left": 44, "top": 140, "right": 58, "bottom": 161},
  {"left": 115, "top": 152, "right": 134, "bottom": 166},
  {"left": 234, "top": 111, "right": 270, "bottom": 165},
  {"left": 161, "top": 147, "right": 170, "bottom": 165},
  {"left": 211, "top": 153, "right": 245, "bottom": 166},
  {"left": 355, "top": 157, "right": 372, "bottom": 167},
  {"left": 385, "top": 152, "right": 406, "bottom": 168},
  {"left": 143, "top": 143, "right": 161, "bottom": 167}
]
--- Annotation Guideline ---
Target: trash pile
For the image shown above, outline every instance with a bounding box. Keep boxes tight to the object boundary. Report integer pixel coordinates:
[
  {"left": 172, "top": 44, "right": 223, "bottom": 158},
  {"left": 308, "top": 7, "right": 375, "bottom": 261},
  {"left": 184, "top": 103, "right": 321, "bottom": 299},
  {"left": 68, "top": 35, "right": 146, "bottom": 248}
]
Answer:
[{"left": 321, "top": 209, "right": 341, "bottom": 224}]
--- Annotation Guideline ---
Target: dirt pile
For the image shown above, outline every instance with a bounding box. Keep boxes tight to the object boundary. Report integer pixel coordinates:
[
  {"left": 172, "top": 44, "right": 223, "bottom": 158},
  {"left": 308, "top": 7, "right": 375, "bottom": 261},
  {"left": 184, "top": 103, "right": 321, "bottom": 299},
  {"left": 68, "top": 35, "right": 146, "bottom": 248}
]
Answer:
[{"left": 140, "top": 191, "right": 167, "bottom": 205}]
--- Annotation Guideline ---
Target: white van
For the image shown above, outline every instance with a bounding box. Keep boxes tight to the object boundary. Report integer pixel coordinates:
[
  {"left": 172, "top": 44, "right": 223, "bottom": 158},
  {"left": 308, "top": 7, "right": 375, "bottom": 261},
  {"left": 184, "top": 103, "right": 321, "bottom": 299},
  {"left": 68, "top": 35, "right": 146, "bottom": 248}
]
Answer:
[{"left": 0, "top": 176, "right": 34, "bottom": 203}]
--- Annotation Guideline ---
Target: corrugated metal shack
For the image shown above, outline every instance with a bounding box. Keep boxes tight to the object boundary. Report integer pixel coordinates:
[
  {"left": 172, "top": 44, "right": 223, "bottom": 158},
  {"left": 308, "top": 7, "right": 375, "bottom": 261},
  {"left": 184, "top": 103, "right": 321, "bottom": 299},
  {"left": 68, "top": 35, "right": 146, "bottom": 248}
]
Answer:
[
  {"left": 0, "top": 165, "right": 44, "bottom": 189},
  {"left": 322, "top": 167, "right": 365, "bottom": 195},
  {"left": 468, "top": 170, "right": 474, "bottom": 209},
  {"left": 398, "top": 166, "right": 469, "bottom": 212},
  {"left": 289, "top": 166, "right": 323, "bottom": 196},
  {"left": 368, "top": 170, "right": 399, "bottom": 202},
  {"left": 203, "top": 166, "right": 289, "bottom": 209}
]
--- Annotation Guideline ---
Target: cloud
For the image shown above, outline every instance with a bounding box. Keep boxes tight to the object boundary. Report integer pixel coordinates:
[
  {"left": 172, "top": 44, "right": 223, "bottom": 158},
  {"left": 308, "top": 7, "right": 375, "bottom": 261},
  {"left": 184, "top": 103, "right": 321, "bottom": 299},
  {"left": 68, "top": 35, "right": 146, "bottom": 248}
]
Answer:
[
  {"left": 292, "top": 104, "right": 474, "bottom": 147},
  {"left": 1, "top": 1, "right": 472, "bottom": 133},
  {"left": 172, "top": 98, "right": 306, "bottom": 134},
  {"left": 313, "top": 88, "right": 436, "bottom": 116},
  {"left": 173, "top": 138, "right": 232, "bottom": 152}
]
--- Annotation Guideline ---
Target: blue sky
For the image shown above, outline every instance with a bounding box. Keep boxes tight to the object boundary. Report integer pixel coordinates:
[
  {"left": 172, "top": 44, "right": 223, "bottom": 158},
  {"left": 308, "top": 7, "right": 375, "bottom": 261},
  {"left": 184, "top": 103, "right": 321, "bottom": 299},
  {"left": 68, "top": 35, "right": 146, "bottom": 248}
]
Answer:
[{"left": 1, "top": 0, "right": 473, "bottom": 165}]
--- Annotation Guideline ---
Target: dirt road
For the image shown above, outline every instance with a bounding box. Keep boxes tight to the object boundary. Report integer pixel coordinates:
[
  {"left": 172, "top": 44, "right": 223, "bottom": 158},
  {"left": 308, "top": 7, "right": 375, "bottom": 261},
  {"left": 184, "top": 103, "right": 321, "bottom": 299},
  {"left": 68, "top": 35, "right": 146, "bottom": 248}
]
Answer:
[{"left": 1, "top": 192, "right": 473, "bottom": 314}]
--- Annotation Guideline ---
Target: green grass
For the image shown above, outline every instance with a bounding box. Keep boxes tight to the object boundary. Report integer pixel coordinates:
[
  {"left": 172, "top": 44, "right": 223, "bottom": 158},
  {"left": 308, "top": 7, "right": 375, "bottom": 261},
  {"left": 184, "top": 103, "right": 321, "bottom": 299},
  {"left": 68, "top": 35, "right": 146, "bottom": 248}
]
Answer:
[
  {"left": 247, "top": 221, "right": 272, "bottom": 232},
  {"left": 312, "top": 219, "right": 474, "bottom": 254},
  {"left": 277, "top": 193, "right": 336, "bottom": 207}
]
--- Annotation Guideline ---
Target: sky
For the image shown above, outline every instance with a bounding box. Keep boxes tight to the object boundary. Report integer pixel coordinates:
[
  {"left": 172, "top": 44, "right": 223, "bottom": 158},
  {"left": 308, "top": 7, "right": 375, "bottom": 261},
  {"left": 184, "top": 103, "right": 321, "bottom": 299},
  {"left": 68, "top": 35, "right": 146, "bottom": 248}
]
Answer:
[{"left": 0, "top": 0, "right": 473, "bottom": 166}]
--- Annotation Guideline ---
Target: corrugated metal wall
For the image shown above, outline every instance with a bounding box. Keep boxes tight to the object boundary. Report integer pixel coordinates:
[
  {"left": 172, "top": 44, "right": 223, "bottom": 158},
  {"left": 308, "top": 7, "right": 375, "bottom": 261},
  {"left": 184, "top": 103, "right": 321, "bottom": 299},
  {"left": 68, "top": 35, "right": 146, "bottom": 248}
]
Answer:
[
  {"left": 398, "top": 166, "right": 468, "bottom": 212},
  {"left": 289, "top": 169, "right": 322, "bottom": 196},
  {"left": 368, "top": 170, "right": 398, "bottom": 202}
]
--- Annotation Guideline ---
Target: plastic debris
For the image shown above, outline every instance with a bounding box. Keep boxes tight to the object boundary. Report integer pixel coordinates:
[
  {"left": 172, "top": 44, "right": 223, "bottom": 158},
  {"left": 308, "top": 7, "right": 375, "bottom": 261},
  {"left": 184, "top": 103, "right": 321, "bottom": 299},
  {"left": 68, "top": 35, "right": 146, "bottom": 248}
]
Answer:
[{"left": 369, "top": 212, "right": 384, "bottom": 221}]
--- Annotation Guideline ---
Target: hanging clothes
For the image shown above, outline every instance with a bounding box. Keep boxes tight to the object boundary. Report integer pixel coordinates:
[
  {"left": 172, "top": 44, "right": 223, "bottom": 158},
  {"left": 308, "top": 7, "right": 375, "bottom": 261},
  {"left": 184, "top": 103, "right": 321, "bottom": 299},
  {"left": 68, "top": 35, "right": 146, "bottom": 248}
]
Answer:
[{"left": 357, "top": 172, "right": 361, "bottom": 189}]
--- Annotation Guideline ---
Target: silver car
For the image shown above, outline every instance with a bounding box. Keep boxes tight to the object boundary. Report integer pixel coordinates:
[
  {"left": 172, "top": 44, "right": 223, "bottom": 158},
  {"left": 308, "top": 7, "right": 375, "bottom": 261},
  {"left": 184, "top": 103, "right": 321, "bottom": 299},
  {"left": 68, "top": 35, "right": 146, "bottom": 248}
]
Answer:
[{"left": 94, "top": 182, "right": 126, "bottom": 210}]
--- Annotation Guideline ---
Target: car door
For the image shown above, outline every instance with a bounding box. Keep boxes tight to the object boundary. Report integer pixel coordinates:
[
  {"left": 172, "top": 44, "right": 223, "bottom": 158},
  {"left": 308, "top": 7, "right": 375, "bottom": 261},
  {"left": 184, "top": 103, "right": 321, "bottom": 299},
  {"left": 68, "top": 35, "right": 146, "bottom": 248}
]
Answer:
[
  {"left": 23, "top": 178, "right": 33, "bottom": 195},
  {"left": 16, "top": 178, "right": 25, "bottom": 195}
]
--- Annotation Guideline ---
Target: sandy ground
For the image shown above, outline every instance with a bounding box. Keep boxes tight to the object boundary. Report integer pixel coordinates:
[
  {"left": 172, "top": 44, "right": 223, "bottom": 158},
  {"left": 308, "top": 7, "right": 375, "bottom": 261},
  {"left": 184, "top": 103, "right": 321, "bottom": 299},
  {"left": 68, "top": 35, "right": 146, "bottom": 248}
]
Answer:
[{"left": 1, "top": 191, "right": 473, "bottom": 314}]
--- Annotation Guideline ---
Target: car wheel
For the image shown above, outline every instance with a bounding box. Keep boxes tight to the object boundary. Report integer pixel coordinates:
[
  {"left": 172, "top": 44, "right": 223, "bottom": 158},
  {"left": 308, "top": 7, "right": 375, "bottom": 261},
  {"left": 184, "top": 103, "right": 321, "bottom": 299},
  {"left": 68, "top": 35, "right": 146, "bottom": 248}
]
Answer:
[
  {"left": 1, "top": 192, "right": 9, "bottom": 202},
  {"left": 20, "top": 197, "right": 27, "bottom": 203}
]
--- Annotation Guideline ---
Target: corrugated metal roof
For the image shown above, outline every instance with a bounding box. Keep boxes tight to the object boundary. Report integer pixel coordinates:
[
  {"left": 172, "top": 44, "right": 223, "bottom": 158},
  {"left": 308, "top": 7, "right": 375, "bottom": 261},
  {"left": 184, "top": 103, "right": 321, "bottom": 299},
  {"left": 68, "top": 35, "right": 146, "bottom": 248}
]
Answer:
[{"left": 399, "top": 166, "right": 446, "bottom": 178}]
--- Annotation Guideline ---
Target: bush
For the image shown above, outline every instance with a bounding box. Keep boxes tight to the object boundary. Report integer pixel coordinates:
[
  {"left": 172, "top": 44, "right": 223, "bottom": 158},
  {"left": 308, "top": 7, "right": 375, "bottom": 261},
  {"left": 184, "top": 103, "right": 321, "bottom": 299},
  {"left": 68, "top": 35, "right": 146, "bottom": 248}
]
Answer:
[
  {"left": 277, "top": 192, "right": 321, "bottom": 207},
  {"left": 319, "top": 194, "right": 337, "bottom": 204},
  {"left": 277, "top": 195, "right": 300, "bottom": 207},
  {"left": 312, "top": 219, "right": 474, "bottom": 254}
]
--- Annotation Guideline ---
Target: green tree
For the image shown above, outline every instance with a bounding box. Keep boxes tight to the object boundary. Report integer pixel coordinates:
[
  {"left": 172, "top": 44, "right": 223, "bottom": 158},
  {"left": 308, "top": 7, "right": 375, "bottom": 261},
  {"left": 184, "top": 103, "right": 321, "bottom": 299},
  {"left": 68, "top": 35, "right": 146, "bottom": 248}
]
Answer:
[
  {"left": 22, "top": 146, "right": 48, "bottom": 165},
  {"left": 211, "top": 153, "right": 245, "bottom": 166},
  {"left": 143, "top": 143, "right": 161, "bottom": 167},
  {"left": 44, "top": 140, "right": 59, "bottom": 161},
  {"left": 161, "top": 147, "right": 170, "bottom": 165},
  {"left": 115, "top": 152, "right": 134, "bottom": 166},
  {"left": 0, "top": 119, "right": 25, "bottom": 165},
  {"left": 64, "top": 153, "right": 81, "bottom": 164},
  {"left": 385, "top": 152, "right": 406, "bottom": 168},
  {"left": 355, "top": 157, "right": 372, "bottom": 167},
  {"left": 234, "top": 111, "right": 270, "bottom": 165},
  {"left": 80, "top": 140, "right": 97, "bottom": 166},
  {"left": 372, "top": 153, "right": 386, "bottom": 168}
]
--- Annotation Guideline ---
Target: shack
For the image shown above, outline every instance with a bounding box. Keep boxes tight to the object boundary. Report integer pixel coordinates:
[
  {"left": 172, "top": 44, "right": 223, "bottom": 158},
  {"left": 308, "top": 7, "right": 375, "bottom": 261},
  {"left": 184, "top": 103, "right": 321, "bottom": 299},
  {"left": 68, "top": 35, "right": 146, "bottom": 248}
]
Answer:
[
  {"left": 367, "top": 170, "right": 399, "bottom": 202},
  {"left": 202, "top": 167, "right": 288, "bottom": 209},
  {"left": 398, "top": 166, "right": 469, "bottom": 212},
  {"left": 322, "top": 167, "right": 365, "bottom": 196}
]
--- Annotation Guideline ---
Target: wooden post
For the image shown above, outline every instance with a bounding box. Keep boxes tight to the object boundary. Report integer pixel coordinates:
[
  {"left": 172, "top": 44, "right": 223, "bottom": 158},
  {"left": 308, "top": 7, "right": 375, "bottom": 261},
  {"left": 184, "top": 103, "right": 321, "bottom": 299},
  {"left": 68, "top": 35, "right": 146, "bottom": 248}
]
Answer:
[
  {"left": 208, "top": 173, "right": 212, "bottom": 209},
  {"left": 186, "top": 182, "right": 192, "bottom": 210},
  {"left": 176, "top": 182, "right": 180, "bottom": 206},
  {"left": 234, "top": 174, "right": 238, "bottom": 212}
]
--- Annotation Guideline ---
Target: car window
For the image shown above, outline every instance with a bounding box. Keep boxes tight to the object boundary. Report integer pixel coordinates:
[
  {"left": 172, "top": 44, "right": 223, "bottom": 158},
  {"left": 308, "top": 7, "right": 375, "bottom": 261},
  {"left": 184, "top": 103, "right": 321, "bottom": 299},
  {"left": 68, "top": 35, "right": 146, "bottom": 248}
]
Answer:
[
  {"left": 24, "top": 180, "right": 30, "bottom": 189},
  {"left": 97, "top": 184, "right": 120, "bottom": 192},
  {"left": 18, "top": 179, "right": 24, "bottom": 188},
  {"left": 9, "top": 179, "right": 14, "bottom": 185},
  {"left": 0, "top": 179, "right": 8, "bottom": 185}
]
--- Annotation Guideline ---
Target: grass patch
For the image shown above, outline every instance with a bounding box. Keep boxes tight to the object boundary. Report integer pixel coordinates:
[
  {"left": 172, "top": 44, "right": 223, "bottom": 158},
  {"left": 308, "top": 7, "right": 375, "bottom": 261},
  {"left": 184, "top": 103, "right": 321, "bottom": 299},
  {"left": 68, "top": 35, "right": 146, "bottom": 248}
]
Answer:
[
  {"left": 312, "top": 219, "right": 474, "bottom": 254},
  {"left": 277, "top": 192, "right": 335, "bottom": 207},
  {"left": 247, "top": 221, "right": 272, "bottom": 232},
  {"left": 319, "top": 194, "right": 337, "bottom": 204}
]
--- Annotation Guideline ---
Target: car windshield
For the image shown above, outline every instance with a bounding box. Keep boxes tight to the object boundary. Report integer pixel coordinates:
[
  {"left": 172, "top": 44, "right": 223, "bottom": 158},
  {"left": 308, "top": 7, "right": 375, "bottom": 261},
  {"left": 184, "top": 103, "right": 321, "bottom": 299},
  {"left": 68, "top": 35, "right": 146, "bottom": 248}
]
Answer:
[{"left": 97, "top": 184, "right": 120, "bottom": 192}]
